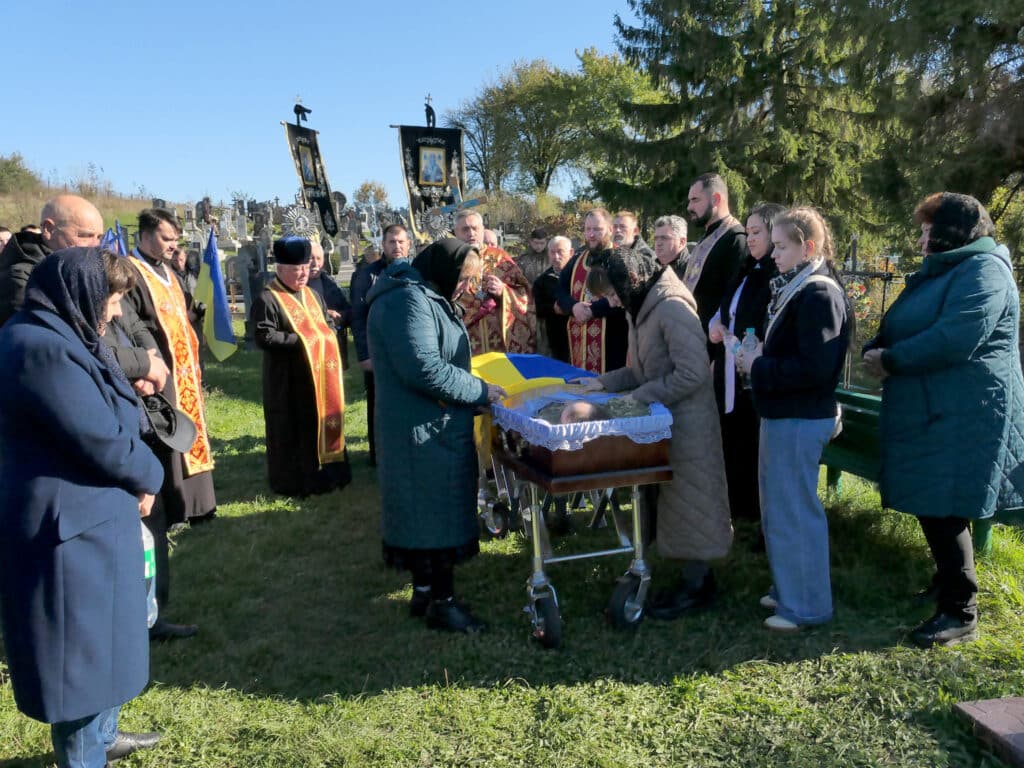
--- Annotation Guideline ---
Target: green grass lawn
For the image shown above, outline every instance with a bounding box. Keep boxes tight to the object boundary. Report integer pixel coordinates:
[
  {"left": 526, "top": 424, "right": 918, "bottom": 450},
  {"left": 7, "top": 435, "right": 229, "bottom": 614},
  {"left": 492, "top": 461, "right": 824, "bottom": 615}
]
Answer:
[{"left": 2, "top": 344, "right": 1023, "bottom": 767}]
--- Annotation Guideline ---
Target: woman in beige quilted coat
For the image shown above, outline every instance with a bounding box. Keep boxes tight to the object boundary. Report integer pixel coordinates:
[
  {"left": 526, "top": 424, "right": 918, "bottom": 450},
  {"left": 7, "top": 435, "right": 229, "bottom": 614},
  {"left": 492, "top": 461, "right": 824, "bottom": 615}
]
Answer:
[{"left": 576, "top": 250, "right": 733, "bottom": 620}]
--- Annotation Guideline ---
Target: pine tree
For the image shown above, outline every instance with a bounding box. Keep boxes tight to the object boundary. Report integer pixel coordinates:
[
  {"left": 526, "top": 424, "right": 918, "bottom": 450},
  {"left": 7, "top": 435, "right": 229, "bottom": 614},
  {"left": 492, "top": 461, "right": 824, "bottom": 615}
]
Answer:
[{"left": 598, "top": 0, "right": 888, "bottom": 241}]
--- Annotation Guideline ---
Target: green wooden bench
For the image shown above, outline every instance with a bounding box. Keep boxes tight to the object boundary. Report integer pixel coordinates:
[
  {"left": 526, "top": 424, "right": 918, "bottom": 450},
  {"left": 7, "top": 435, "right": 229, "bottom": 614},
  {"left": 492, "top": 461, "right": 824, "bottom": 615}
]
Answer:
[
  {"left": 819, "top": 387, "right": 1023, "bottom": 556},
  {"left": 822, "top": 388, "right": 881, "bottom": 491}
]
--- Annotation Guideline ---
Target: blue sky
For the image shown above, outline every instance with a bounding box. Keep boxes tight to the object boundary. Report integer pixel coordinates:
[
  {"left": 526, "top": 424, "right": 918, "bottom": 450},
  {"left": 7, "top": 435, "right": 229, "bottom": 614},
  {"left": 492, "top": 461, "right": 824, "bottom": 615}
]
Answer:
[{"left": 2, "top": 0, "right": 635, "bottom": 209}]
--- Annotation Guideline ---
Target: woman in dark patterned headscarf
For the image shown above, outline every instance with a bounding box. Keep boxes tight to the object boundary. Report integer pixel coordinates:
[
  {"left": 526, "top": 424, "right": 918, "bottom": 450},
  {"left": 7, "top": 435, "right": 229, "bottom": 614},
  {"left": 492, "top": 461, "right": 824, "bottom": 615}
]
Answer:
[
  {"left": 577, "top": 249, "right": 732, "bottom": 621},
  {"left": 0, "top": 247, "right": 164, "bottom": 768}
]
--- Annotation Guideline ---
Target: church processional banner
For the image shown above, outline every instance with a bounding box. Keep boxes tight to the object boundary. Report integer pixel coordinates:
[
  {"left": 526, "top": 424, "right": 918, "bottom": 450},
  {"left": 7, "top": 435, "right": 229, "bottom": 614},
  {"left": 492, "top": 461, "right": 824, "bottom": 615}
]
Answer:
[
  {"left": 284, "top": 123, "right": 339, "bottom": 237},
  {"left": 397, "top": 125, "right": 467, "bottom": 243}
]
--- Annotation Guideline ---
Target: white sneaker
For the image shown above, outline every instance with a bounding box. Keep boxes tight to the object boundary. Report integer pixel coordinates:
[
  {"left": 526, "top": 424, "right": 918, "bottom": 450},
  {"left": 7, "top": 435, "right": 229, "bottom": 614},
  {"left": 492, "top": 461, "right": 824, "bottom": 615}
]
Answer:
[
  {"left": 764, "top": 614, "right": 800, "bottom": 632},
  {"left": 759, "top": 594, "right": 777, "bottom": 610}
]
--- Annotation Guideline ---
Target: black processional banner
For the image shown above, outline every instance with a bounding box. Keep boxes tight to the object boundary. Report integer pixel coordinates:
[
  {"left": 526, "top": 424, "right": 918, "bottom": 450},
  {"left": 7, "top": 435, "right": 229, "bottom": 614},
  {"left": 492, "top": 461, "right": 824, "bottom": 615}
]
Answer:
[
  {"left": 284, "top": 123, "right": 339, "bottom": 236},
  {"left": 398, "top": 125, "right": 466, "bottom": 243}
]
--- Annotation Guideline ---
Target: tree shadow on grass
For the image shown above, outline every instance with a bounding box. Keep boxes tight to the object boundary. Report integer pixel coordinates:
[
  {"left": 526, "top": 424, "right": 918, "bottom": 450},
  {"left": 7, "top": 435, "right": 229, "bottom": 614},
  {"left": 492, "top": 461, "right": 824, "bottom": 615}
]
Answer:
[
  {"left": 0, "top": 756, "right": 52, "bottom": 768},
  {"left": 150, "top": 477, "right": 940, "bottom": 702}
]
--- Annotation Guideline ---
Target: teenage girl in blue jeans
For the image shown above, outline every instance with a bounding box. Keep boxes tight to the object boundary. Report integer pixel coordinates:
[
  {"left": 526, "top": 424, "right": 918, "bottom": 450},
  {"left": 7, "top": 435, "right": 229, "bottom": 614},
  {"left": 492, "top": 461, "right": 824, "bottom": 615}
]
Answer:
[{"left": 735, "top": 207, "right": 851, "bottom": 631}]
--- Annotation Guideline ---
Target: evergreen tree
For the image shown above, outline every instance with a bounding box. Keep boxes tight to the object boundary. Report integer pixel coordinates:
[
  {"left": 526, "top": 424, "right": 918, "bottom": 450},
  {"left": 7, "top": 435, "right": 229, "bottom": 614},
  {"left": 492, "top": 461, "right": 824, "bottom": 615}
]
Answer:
[
  {"left": 850, "top": 0, "right": 1023, "bottom": 220},
  {"left": 601, "top": 0, "right": 888, "bottom": 241}
]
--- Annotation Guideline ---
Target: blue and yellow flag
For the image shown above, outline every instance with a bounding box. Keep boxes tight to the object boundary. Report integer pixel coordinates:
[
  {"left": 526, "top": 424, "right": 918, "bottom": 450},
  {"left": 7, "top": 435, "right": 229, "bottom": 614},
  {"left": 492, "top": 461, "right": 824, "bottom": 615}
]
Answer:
[
  {"left": 471, "top": 353, "right": 595, "bottom": 461},
  {"left": 471, "top": 352, "right": 594, "bottom": 396},
  {"left": 194, "top": 228, "right": 237, "bottom": 361}
]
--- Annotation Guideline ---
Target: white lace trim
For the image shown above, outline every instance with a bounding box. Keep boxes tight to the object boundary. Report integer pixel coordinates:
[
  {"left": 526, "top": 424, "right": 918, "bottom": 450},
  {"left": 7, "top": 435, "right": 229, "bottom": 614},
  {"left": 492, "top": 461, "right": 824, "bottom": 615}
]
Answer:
[{"left": 491, "top": 392, "right": 673, "bottom": 452}]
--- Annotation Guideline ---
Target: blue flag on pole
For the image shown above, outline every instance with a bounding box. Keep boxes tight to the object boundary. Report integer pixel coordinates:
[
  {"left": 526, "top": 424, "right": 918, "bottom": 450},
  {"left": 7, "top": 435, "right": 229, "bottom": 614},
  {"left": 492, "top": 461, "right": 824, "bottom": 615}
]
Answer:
[
  {"left": 99, "top": 220, "right": 129, "bottom": 256},
  {"left": 99, "top": 227, "right": 119, "bottom": 252},
  {"left": 193, "top": 227, "right": 237, "bottom": 361},
  {"left": 115, "top": 219, "right": 128, "bottom": 255}
]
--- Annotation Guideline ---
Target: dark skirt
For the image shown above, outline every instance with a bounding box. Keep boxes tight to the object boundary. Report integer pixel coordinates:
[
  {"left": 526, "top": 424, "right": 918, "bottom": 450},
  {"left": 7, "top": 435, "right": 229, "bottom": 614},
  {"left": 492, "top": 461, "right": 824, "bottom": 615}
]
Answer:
[{"left": 382, "top": 539, "right": 480, "bottom": 574}]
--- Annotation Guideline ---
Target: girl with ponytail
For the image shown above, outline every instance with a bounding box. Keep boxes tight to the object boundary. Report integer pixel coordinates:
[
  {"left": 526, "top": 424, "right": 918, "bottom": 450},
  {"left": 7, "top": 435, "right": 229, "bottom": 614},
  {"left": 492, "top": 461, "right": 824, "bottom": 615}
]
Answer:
[{"left": 734, "top": 206, "right": 851, "bottom": 632}]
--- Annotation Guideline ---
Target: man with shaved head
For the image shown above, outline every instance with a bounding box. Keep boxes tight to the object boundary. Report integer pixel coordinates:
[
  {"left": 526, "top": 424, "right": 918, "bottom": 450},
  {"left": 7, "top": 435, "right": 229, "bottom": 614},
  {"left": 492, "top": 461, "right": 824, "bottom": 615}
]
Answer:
[{"left": 0, "top": 194, "right": 104, "bottom": 325}]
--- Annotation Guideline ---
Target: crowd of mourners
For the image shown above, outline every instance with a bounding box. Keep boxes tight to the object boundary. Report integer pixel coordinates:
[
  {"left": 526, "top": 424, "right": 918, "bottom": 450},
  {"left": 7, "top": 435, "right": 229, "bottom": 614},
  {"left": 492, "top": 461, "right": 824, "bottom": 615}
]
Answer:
[{"left": 0, "top": 171, "right": 1022, "bottom": 768}]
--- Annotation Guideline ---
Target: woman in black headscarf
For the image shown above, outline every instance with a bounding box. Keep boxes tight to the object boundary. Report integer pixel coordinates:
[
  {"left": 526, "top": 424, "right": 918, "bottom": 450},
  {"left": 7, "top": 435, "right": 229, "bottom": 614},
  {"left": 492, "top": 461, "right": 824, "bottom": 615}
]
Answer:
[
  {"left": 575, "top": 250, "right": 732, "bottom": 621},
  {"left": 0, "top": 247, "right": 164, "bottom": 768},
  {"left": 365, "top": 239, "right": 505, "bottom": 633}
]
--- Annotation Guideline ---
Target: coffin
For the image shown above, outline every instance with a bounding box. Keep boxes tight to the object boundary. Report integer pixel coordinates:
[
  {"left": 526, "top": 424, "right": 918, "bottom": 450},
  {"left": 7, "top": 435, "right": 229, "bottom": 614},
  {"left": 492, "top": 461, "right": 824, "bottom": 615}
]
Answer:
[{"left": 490, "top": 391, "right": 673, "bottom": 477}]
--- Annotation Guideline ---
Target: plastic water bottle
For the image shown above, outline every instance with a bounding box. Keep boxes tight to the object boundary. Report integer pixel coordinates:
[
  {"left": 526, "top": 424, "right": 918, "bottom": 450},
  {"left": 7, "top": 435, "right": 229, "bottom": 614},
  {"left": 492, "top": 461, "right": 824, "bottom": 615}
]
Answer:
[
  {"left": 739, "top": 328, "right": 759, "bottom": 389},
  {"left": 141, "top": 523, "right": 158, "bottom": 628}
]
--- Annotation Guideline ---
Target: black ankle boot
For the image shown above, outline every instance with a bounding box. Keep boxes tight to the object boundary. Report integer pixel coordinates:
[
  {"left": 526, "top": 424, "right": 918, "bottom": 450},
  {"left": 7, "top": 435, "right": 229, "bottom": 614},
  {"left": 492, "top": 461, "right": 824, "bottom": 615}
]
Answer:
[
  {"left": 410, "top": 588, "right": 431, "bottom": 617},
  {"left": 647, "top": 571, "right": 717, "bottom": 621},
  {"left": 425, "top": 598, "right": 486, "bottom": 634},
  {"left": 909, "top": 611, "right": 978, "bottom": 648}
]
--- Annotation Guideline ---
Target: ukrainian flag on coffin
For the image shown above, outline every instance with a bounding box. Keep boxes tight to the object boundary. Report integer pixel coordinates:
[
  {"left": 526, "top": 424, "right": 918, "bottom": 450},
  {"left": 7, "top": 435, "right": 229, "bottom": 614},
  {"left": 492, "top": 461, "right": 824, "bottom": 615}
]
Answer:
[
  {"left": 471, "top": 352, "right": 595, "bottom": 396},
  {"left": 471, "top": 353, "right": 596, "bottom": 462}
]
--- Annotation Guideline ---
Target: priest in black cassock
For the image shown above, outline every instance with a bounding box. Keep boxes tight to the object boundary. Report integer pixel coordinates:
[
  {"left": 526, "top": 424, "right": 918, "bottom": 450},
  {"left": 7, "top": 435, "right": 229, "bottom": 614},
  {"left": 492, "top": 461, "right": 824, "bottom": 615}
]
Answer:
[{"left": 251, "top": 237, "right": 351, "bottom": 497}]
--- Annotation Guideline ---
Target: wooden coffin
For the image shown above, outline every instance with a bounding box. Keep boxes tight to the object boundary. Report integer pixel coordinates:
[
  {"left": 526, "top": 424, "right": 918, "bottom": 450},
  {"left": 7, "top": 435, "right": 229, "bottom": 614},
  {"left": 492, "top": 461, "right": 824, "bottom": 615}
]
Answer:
[{"left": 494, "top": 426, "right": 670, "bottom": 477}]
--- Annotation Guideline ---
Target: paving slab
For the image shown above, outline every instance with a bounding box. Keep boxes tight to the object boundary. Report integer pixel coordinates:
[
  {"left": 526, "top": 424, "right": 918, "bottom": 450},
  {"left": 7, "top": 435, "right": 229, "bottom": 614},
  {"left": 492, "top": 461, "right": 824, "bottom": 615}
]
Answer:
[{"left": 955, "top": 697, "right": 1024, "bottom": 767}]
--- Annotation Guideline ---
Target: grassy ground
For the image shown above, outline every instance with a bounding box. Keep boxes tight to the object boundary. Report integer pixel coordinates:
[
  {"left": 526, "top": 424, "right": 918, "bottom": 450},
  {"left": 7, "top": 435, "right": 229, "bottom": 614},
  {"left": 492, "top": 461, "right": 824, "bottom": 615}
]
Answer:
[{"left": 2, "top": 343, "right": 1023, "bottom": 767}]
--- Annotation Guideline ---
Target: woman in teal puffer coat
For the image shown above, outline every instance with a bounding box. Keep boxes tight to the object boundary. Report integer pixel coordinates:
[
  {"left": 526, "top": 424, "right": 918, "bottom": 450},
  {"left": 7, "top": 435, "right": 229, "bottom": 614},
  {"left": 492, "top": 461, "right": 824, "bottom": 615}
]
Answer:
[
  {"left": 863, "top": 192, "right": 1024, "bottom": 649},
  {"left": 366, "top": 239, "right": 505, "bottom": 634}
]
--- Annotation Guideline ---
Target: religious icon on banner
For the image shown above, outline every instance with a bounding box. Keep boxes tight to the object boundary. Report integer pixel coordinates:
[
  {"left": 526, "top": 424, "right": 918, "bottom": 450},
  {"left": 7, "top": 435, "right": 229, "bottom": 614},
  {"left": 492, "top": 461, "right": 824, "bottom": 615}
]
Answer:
[
  {"left": 419, "top": 147, "right": 446, "bottom": 186},
  {"left": 298, "top": 145, "right": 318, "bottom": 185},
  {"left": 283, "top": 115, "right": 339, "bottom": 237},
  {"left": 397, "top": 119, "right": 479, "bottom": 243}
]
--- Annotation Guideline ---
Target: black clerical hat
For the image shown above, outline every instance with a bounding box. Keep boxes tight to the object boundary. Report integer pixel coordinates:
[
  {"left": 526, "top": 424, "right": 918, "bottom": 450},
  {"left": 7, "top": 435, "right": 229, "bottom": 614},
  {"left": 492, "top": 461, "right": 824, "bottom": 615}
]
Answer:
[{"left": 273, "top": 237, "right": 311, "bottom": 265}]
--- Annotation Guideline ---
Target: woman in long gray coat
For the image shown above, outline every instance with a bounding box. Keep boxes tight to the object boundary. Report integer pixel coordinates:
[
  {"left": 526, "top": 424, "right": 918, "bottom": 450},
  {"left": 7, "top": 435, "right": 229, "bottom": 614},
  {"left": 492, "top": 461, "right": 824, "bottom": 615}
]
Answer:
[
  {"left": 577, "top": 250, "right": 732, "bottom": 620},
  {"left": 863, "top": 192, "right": 1024, "bottom": 648},
  {"left": 366, "top": 239, "right": 505, "bottom": 634}
]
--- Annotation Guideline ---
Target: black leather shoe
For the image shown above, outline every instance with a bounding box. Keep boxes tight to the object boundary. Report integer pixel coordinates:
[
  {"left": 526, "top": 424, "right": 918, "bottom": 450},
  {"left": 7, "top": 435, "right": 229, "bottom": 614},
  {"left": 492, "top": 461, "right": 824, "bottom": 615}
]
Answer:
[
  {"left": 912, "top": 581, "right": 940, "bottom": 606},
  {"left": 149, "top": 619, "right": 199, "bottom": 641},
  {"left": 410, "top": 589, "right": 431, "bottom": 617},
  {"left": 425, "top": 598, "right": 486, "bottom": 634},
  {"left": 106, "top": 730, "right": 160, "bottom": 761},
  {"left": 647, "top": 572, "right": 717, "bottom": 621},
  {"left": 909, "top": 611, "right": 978, "bottom": 648}
]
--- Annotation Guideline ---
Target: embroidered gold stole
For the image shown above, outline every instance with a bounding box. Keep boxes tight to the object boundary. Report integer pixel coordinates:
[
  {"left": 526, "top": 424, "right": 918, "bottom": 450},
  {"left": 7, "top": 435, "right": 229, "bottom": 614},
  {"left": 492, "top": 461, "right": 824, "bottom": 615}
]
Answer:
[
  {"left": 268, "top": 280, "right": 346, "bottom": 464},
  {"left": 566, "top": 250, "right": 607, "bottom": 373},
  {"left": 683, "top": 215, "right": 740, "bottom": 292},
  {"left": 130, "top": 257, "right": 214, "bottom": 475}
]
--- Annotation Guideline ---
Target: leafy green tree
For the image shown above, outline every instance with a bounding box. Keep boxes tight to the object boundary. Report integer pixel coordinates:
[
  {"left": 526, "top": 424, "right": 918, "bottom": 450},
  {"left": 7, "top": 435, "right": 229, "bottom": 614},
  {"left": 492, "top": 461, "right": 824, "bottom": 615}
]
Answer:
[
  {"left": 0, "top": 153, "right": 42, "bottom": 195},
  {"left": 498, "top": 60, "right": 583, "bottom": 193},
  {"left": 444, "top": 86, "right": 517, "bottom": 193},
  {"left": 568, "top": 48, "right": 668, "bottom": 218}
]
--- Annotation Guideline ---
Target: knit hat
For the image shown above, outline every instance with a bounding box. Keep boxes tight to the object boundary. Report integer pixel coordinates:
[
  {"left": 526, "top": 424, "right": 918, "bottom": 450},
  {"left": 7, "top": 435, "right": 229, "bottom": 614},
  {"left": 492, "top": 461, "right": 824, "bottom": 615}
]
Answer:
[{"left": 927, "top": 193, "right": 995, "bottom": 254}]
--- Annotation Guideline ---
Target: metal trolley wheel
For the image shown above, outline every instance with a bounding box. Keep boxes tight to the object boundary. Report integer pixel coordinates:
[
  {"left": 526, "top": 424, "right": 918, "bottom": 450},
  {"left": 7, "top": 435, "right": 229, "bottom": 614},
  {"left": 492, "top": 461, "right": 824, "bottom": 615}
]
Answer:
[
  {"left": 532, "top": 595, "right": 562, "bottom": 649},
  {"left": 479, "top": 501, "right": 511, "bottom": 539},
  {"left": 606, "top": 573, "right": 645, "bottom": 630}
]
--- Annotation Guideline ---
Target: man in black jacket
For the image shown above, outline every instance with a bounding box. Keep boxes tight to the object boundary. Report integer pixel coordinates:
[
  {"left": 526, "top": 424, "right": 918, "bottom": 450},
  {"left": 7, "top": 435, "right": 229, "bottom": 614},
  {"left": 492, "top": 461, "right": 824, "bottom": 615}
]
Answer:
[
  {"left": 0, "top": 195, "right": 104, "bottom": 326},
  {"left": 612, "top": 211, "right": 657, "bottom": 263},
  {"left": 684, "top": 174, "right": 746, "bottom": 336},
  {"left": 532, "top": 235, "right": 572, "bottom": 362},
  {"left": 349, "top": 223, "right": 410, "bottom": 466}
]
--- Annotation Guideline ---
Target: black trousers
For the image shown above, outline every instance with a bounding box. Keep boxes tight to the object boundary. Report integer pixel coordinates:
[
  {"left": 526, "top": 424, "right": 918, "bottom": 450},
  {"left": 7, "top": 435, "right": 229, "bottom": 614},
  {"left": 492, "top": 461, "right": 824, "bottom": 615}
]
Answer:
[
  {"left": 719, "top": 388, "right": 761, "bottom": 521},
  {"left": 363, "top": 370, "right": 376, "bottom": 464},
  {"left": 918, "top": 516, "right": 978, "bottom": 620}
]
